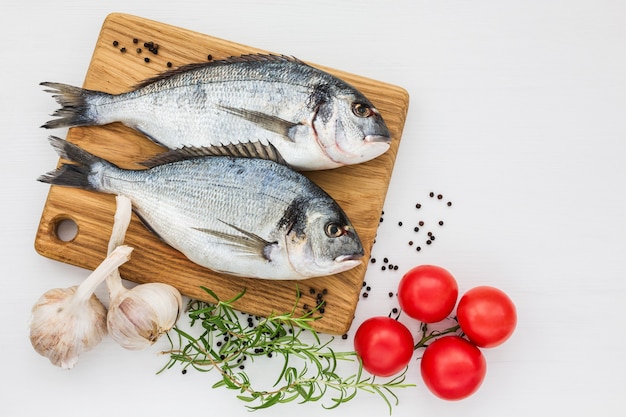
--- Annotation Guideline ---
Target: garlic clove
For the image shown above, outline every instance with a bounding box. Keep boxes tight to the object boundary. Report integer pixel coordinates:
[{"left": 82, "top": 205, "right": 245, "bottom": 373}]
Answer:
[
  {"left": 29, "top": 245, "right": 133, "bottom": 368},
  {"left": 107, "top": 282, "right": 183, "bottom": 350}
]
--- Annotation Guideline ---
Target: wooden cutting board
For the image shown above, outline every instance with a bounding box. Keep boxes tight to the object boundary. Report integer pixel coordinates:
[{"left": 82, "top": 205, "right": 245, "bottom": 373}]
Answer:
[{"left": 34, "top": 13, "right": 409, "bottom": 335}]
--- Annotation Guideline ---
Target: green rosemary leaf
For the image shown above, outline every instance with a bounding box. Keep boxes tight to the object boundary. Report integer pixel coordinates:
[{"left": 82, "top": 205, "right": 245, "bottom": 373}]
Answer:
[
  {"left": 236, "top": 394, "right": 256, "bottom": 403},
  {"left": 162, "top": 288, "right": 412, "bottom": 413}
]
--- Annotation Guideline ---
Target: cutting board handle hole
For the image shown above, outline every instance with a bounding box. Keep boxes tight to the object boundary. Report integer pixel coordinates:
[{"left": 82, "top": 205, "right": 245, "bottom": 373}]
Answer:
[{"left": 52, "top": 216, "right": 79, "bottom": 242}]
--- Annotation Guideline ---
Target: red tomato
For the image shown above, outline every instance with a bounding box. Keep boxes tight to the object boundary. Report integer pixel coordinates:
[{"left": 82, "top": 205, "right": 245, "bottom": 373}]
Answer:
[
  {"left": 353, "top": 317, "right": 414, "bottom": 377},
  {"left": 457, "top": 286, "right": 517, "bottom": 348},
  {"left": 397, "top": 265, "right": 458, "bottom": 323},
  {"left": 420, "top": 336, "right": 486, "bottom": 400}
]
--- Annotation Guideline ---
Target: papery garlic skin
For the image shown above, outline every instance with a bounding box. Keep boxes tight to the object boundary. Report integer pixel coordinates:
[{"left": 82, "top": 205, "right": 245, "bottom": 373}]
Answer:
[
  {"left": 29, "top": 245, "right": 133, "bottom": 368},
  {"left": 105, "top": 194, "right": 183, "bottom": 350},
  {"left": 107, "top": 282, "right": 183, "bottom": 350},
  {"left": 29, "top": 287, "right": 108, "bottom": 369}
]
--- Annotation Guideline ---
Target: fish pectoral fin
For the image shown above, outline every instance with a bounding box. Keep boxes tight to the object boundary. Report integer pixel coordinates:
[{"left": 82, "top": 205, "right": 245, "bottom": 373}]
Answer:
[
  {"left": 139, "top": 141, "right": 288, "bottom": 167},
  {"left": 194, "top": 222, "right": 277, "bottom": 261},
  {"left": 218, "top": 105, "right": 299, "bottom": 143}
]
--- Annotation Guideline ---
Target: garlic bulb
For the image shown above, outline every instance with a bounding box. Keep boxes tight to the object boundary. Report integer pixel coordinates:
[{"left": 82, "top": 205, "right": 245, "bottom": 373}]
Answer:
[
  {"left": 105, "top": 195, "right": 183, "bottom": 350},
  {"left": 107, "top": 282, "right": 183, "bottom": 350},
  {"left": 29, "top": 245, "right": 133, "bottom": 368}
]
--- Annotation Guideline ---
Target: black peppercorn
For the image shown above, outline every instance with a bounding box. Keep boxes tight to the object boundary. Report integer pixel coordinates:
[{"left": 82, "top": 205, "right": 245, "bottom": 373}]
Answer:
[{"left": 144, "top": 57, "right": 150, "bottom": 63}]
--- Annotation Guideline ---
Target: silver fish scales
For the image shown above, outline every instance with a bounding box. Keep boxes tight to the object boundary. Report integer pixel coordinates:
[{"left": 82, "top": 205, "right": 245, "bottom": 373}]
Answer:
[
  {"left": 41, "top": 54, "right": 391, "bottom": 171},
  {"left": 38, "top": 137, "right": 364, "bottom": 280}
]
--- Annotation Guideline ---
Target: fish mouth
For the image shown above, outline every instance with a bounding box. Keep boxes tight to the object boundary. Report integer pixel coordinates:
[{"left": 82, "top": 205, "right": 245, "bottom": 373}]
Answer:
[
  {"left": 364, "top": 134, "right": 391, "bottom": 144},
  {"left": 335, "top": 254, "right": 363, "bottom": 263}
]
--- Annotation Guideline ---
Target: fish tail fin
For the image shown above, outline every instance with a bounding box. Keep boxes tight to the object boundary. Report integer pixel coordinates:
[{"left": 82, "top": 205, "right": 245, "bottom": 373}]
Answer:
[
  {"left": 40, "top": 82, "right": 106, "bottom": 129},
  {"left": 37, "top": 136, "right": 106, "bottom": 190}
]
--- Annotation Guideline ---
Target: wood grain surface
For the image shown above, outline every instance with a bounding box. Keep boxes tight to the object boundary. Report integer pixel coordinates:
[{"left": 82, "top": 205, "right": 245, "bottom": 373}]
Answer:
[{"left": 34, "top": 13, "right": 409, "bottom": 335}]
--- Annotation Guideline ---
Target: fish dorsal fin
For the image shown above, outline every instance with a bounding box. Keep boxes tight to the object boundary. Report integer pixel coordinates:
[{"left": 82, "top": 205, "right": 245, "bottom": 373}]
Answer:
[
  {"left": 133, "top": 54, "right": 305, "bottom": 90},
  {"left": 139, "top": 141, "right": 288, "bottom": 168}
]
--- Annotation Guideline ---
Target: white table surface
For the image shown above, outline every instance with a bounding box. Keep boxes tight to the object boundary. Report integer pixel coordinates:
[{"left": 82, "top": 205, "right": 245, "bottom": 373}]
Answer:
[{"left": 2, "top": 1, "right": 625, "bottom": 416}]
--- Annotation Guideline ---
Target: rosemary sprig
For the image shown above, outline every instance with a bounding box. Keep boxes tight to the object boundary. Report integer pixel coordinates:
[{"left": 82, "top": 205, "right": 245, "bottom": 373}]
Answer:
[{"left": 159, "top": 287, "right": 414, "bottom": 414}]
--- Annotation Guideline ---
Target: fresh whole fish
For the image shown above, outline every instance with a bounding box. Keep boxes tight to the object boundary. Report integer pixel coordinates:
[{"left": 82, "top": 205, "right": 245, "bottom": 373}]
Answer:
[
  {"left": 41, "top": 54, "right": 391, "bottom": 171},
  {"left": 38, "top": 136, "right": 364, "bottom": 280}
]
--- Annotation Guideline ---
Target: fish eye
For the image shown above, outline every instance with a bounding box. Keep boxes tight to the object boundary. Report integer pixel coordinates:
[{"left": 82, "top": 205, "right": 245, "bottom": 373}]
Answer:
[
  {"left": 352, "top": 102, "right": 374, "bottom": 118},
  {"left": 325, "top": 223, "right": 344, "bottom": 238}
]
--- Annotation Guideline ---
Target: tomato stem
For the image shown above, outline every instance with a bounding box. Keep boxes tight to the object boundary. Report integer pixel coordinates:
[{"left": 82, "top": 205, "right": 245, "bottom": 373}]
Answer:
[{"left": 413, "top": 322, "right": 461, "bottom": 350}]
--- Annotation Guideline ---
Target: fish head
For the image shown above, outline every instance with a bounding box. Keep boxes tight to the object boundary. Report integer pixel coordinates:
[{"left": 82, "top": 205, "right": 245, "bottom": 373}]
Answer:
[
  {"left": 284, "top": 198, "right": 364, "bottom": 278},
  {"left": 313, "top": 90, "right": 391, "bottom": 166}
]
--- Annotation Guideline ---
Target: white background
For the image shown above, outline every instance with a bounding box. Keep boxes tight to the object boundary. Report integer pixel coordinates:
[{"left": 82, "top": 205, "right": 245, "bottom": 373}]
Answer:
[{"left": 2, "top": 1, "right": 625, "bottom": 416}]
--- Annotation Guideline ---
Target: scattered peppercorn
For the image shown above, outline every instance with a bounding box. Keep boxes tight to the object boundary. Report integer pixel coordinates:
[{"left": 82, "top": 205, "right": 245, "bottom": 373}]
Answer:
[
  {"left": 398, "top": 221, "right": 403, "bottom": 226},
  {"left": 429, "top": 192, "right": 434, "bottom": 197},
  {"left": 136, "top": 48, "right": 142, "bottom": 53},
  {"left": 120, "top": 47, "right": 126, "bottom": 53},
  {"left": 381, "top": 266, "right": 386, "bottom": 271},
  {"left": 144, "top": 57, "right": 150, "bottom": 63},
  {"left": 133, "top": 38, "right": 138, "bottom": 44},
  {"left": 207, "top": 54, "right": 213, "bottom": 61},
  {"left": 439, "top": 220, "right": 444, "bottom": 226},
  {"left": 182, "top": 369, "right": 187, "bottom": 375},
  {"left": 419, "top": 221, "right": 424, "bottom": 226},
  {"left": 167, "top": 61, "right": 173, "bottom": 68},
  {"left": 341, "top": 334, "right": 348, "bottom": 340},
  {"left": 112, "top": 40, "right": 119, "bottom": 47},
  {"left": 362, "top": 292, "right": 369, "bottom": 298},
  {"left": 366, "top": 286, "right": 371, "bottom": 292},
  {"left": 414, "top": 226, "right": 419, "bottom": 232},
  {"left": 383, "top": 258, "right": 389, "bottom": 263},
  {"left": 370, "top": 258, "right": 376, "bottom": 264},
  {"left": 409, "top": 241, "right": 413, "bottom": 246},
  {"left": 415, "top": 203, "right": 421, "bottom": 209},
  {"left": 388, "top": 292, "right": 394, "bottom": 298},
  {"left": 437, "top": 194, "right": 443, "bottom": 200},
  {"left": 447, "top": 201, "right": 452, "bottom": 207}
]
